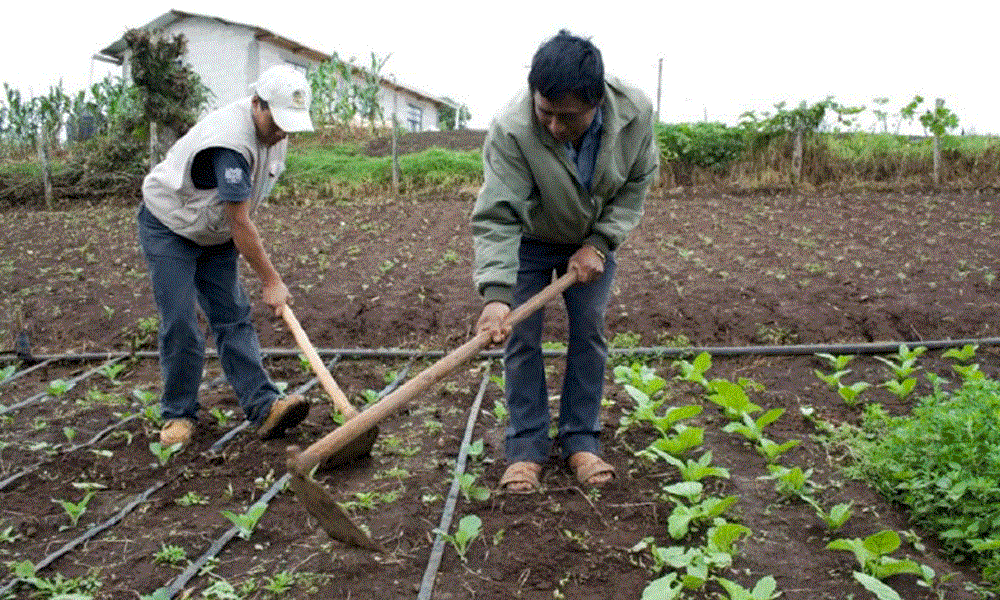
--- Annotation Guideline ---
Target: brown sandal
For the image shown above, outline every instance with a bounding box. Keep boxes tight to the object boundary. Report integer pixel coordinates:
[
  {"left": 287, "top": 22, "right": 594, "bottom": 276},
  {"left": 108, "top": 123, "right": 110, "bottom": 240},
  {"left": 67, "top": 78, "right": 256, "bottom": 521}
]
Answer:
[
  {"left": 568, "top": 452, "right": 615, "bottom": 487},
  {"left": 499, "top": 461, "right": 541, "bottom": 493}
]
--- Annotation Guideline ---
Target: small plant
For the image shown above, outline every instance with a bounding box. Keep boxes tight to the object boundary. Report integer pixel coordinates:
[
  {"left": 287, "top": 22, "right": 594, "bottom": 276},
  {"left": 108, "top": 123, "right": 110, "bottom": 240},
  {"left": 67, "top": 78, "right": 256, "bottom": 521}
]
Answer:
[
  {"left": 46, "top": 378, "right": 72, "bottom": 397},
  {"left": 458, "top": 473, "right": 491, "bottom": 502},
  {"left": 837, "top": 380, "right": 871, "bottom": 406},
  {"left": 63, "top": 427, "right": 77, "bottom": 444},
  {"left": 52, "top": 492, "right": 95, "bottom": 528},
  {"left": 222, "top": 503, "right": 268, "bottom": 540},
  {"left": 874, "top": 345, "right": 925, "bottom": 380},
  {"left": 723, "top": 408, "right": 784, "bottom": 443},
  {"left": 153, "top": 543, "right": 188, "bottom": 565},
  {"left": 149, "top": 441, "right": 182, "bottom": 466},
  {"left": 491, "top": 398, "right": 509, "bottom": 422},
  {"left": 0, "top": 519, "right": 21, "bottom": 544},
  {"left": 436, "top": 514, "right": 482, "bottom": 561},
  {"left": 882, "top": 377, "right": 917, "bottom": 400},
  {"left": 673, "top": 351, "right": 712, "bottom": 388},
  {"left": 639, "top": 425, "right": 705, "bottom": 459},
  {"left": 706, "top": 379, "right": 761, "bottom": 419},
  {"left": 176, "top": 491, "right": 209, "bottom": 506},
  {"left": 756, "top": 437, "right": 801, "bottom": 462},
  {"left": 0, "top": 364, "right": 17, "bottom": 382},
  {"left": 804, "top": 498, "right": 854, "bottom": 531},
  {"left": 714, "top": 575, "right": 780, "bottom": 600},
  {"left": 98, "top": 361, "right": 127, "bottom": 384},
  {"left": 262, "top": 570, "right": 296, "bottom": 593},
  {"left": 760, "top": 464, "right": 813, "bottom": 499},
  {"left": 815, "top": 352, "right": 855, "bottom": 371},
  {"left": 658, "top": 451, "right": 730, "bottom": 482},
  {"left": 942, "top": 344, "right": 977, "bottom": 363},
  {"left": 827, "top": 529, "right": 923, "bottom": 580},
  {"left": 210, "top": 407, "right": 234, "bottom": 427}
]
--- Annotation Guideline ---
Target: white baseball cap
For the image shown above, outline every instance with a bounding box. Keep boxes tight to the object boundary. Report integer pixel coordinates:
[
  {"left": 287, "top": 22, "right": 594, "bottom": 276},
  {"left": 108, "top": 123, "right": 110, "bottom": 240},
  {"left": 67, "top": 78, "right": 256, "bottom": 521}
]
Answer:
[{"left": 250, "top": 65, "right": 314, "bottom": 133}]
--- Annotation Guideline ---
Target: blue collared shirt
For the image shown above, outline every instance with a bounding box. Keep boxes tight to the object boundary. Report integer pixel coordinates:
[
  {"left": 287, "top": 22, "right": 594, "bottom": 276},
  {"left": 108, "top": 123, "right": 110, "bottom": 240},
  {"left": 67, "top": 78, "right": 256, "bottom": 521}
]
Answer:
[{"left": 564, "top": 107, "right": 603, "bottom": 192}]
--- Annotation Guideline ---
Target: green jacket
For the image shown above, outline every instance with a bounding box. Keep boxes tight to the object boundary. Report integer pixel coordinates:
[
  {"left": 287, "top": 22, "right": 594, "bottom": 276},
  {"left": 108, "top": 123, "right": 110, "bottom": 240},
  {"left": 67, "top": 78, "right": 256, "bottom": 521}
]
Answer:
[{"left": 471, "top": 76, "right": 658, "bottom": 305}]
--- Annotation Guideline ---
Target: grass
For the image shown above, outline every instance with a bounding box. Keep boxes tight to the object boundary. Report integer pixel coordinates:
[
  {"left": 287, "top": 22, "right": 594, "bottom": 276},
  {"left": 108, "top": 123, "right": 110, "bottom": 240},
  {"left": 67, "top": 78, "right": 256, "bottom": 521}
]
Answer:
[{"left": 277, "top": 144, "right": 481, "bottom": 199}]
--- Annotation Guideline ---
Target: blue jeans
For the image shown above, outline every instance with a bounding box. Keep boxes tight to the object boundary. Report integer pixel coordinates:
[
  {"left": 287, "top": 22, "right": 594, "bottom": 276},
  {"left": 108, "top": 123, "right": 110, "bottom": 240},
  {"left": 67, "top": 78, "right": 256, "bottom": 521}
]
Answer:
[
  {"left": 137, "top": 204, "right": 279, "bottom": 425},
  {"left": 503, "top": 238, "right": 616, "bottom": 464}
]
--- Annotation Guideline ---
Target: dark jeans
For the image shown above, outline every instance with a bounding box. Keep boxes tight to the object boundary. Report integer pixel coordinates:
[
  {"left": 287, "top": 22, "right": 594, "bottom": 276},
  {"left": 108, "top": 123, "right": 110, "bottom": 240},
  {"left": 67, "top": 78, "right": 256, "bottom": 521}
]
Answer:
[
  {"left": 137, "top": 204, "right": 279, "bottom": 425},
  {"left": 503, "top": 237, "right": 616, "bottom": 464}
]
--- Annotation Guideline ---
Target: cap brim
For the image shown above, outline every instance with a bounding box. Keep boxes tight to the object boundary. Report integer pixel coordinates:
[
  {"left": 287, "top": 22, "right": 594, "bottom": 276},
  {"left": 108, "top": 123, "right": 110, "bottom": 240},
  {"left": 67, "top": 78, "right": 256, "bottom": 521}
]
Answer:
[{"left": 271, "top": 107, "right": 314, "bottom": 133}]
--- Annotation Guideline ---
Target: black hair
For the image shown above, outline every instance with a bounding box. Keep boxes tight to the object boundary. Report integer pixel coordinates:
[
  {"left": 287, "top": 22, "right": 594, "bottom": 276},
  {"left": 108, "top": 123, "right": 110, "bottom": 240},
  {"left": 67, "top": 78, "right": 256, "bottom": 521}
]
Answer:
[{"left": 528, "top": 29, "right": 604, "bottom": 107}]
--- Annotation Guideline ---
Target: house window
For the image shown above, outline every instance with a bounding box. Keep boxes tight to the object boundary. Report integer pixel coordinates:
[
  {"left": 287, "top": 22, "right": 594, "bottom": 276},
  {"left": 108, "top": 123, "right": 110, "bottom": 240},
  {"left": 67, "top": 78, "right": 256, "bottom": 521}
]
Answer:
[{"left": 406, "top": 103, "right": 423, "bottom": 132}]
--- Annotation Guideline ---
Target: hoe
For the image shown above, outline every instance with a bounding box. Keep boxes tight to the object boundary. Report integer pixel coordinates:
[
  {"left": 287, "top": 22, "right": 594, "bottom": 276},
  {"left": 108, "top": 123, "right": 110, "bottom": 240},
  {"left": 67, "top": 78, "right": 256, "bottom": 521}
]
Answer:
[{"left": 285, "top": 271, "right": 578, "bottom": 550}]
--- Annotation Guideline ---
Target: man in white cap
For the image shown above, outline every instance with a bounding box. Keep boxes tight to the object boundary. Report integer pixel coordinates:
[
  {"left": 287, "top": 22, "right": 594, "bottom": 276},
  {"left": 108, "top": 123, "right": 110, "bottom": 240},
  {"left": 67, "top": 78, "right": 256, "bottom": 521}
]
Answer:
[{"left": 137, "top": 64, "right": 314, "bottom": 448}]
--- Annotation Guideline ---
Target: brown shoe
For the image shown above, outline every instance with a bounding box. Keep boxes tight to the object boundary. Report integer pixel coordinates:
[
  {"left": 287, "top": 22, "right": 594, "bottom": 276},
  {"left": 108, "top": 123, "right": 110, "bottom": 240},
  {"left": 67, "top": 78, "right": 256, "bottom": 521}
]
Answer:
[
  {"left": 160, "top": 418, "right": 194, "bottom": 448},
  {"left": 257, "top": 395, "right": 309, "bottom": 440}
]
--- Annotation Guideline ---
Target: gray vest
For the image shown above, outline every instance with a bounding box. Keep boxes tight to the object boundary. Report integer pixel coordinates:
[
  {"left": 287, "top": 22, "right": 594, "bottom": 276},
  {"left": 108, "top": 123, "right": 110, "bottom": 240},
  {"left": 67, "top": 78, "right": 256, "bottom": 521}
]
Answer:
[{"left": 142, "top": 98, "right": 287, "bottom": 246}]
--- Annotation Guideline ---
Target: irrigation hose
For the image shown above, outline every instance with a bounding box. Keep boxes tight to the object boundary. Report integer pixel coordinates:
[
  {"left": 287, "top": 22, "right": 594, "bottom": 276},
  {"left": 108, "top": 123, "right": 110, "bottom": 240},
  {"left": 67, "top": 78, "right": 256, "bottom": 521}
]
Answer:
[
  {"left": 418, "top": 366, "right": 492, "bottom": 600},
  {"left": 3, "top": 336, "right": 1000, "bottom": 368}
]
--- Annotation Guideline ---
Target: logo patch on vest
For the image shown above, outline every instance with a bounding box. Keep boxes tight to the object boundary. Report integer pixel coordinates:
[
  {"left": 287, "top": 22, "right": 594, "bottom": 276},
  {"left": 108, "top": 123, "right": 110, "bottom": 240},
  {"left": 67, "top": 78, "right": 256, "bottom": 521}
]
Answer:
[
  {"left": 292, "top": 90, "right": 305, "bottom": 108},
  {"left": 224, "top": 168, "right": 243, "bottom": 185}
]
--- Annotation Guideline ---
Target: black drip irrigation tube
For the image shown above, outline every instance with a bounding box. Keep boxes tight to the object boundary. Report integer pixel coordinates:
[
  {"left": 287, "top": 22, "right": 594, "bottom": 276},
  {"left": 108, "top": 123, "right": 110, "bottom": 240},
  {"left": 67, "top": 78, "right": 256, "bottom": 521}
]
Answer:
[
  {"left": 418, "top": 367, "right": 492, "bottom": 600},
  {"left": 0, "top": 480, "right": 168, "bottom": 598},
  {"left": 3, "top": 336, "right": 1000, "bottom": 367},
  {"left": 0, "top": 356, "right": 124, "bottom": 416}
]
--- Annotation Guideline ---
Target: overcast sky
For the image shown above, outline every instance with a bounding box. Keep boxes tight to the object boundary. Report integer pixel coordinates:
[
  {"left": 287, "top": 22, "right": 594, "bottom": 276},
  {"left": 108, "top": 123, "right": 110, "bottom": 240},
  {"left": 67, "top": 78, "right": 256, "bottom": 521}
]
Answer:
[{"left": 3, "top": 0, "right": 996, "bottom": 134}]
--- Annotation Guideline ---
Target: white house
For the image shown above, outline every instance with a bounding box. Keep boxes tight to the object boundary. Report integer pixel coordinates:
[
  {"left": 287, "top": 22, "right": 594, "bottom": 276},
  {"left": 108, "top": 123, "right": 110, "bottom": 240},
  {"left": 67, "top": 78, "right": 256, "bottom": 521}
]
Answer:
[{"left": 94, "top": 9, "right": 455, "bottom": 132}]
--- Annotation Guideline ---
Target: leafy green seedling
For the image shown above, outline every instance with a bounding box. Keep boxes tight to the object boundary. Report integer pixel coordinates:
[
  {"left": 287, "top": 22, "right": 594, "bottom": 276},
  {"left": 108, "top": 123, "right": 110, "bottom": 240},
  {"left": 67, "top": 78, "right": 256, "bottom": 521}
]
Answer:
[
  {"left": 837, "top": 381, "right": 871, "bottom": 405},
  {"left": 98, "top": 361, "right": 127, "bottom": 383},
  {"left": 149, "top": 441, "right": 181, "bottom": 466},
  {"left": 640, "top": 425, "right": 704, "bottom": 458},
  {"left": 176, "top": 491, "right": 209, "bottom": 506},
  {"left": 63, "top": 427, "right": 76, "bottom": 444},
  {"left": 672, "top": 351, "right": 712, "bottom": 388},
  {"left": 852, "top": 572, "right": 903, "bottom": 600},
  {"left": 221, "top": 503, "right": 267, "bottom": 540},
  {"left": 882, "top": 377, "right": 917, "bottom": 400},
  {"left": 614, "top": 362, "right": 667, "bottom": 397},
  {"left": 706, "top": 379, "right": 761, "bottom": 418},
  {"left": 46, "top": 378, "right": 71, "bottom": 397},
  {"left": 492, "top": 399, "right": 509, "bottom": 422},
  {"left": 942, "top": 344, "right": 977, "bottom": 363},
  {"left": 210, "top": 407, "right": 233, "bottom": 427},
  {"left": 756, "top": 437, "right": 800, "bottom": 462},
  {"left": 804, "top": 497, "right": 853, "bottom": 531},
  {"left": 640, "top": 572, "right": 683, "bottom": 600},
  {"left": 665, "top": 494, "right": 738, "bottom": 539},
  {"left": 723, "top": 408, "right": 784, "bottom": 443},
  {"left": 659, "top": 451, "right": 730, "bottom": 482},
  {"left": 52, "top": 492, "right": 95, "bottom": 528},
  {"left": 0, "top": 519, "right": 22, "bottom": 544},
  {"left": 816, "top": 352, "right": 855, "bottom": 371},
  {"left": 827, "top": 530, "right": 923, "bottom": 580},
  {"left": 153, "top": 543, "right": 188, "bottom": 565},
  {"left": 262, "top": 571, "right": 296, "bottom": 594},
  {"left": 714, "top": 575, "right": 780, "bottom": 600},
  {"left": 458, "top": 473, "right": 491, "bottom": 502},
  {"left": 0, "top": 364, "right": 17, "bottom": 382},
  {"left": 952, "top": 363, "right": 985, "bottom": 382},
  {"left": 760, "top": 465, "right": 812, "bottom": 498},
  {"left": 436, "top": 514, "right": 481, "bottom": 561},
  {"left": 814, "top": 368, "right": 851, "bottom": 389}
]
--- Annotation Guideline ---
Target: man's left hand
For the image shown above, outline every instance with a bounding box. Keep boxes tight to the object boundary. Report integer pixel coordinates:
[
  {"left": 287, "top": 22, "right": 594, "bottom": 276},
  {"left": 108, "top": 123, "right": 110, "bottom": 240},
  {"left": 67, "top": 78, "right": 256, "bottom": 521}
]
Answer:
[
  {"left": 569, "top": 245, "right": 605, "bottom": 283},
  {"left": 262, "top": 279, "right": 292, "bottom": 315}
]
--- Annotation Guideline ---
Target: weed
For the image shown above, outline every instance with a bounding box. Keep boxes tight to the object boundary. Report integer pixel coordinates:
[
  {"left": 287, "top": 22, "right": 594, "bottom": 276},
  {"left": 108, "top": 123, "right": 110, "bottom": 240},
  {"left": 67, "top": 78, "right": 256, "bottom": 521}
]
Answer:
[
  {"left": 176, "top": 491, "right": 209, "bottom": 506},
  {"left": 153, "top": 544, "right": 188, "bottom": 565}
]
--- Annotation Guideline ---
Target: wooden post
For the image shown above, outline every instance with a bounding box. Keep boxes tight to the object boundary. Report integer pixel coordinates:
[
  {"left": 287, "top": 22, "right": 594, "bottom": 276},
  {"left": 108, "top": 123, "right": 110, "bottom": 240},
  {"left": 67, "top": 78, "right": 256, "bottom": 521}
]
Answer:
[
  {"left": 36, "top": 129, "right": 52, "bottom": 209},
  {"left": 932, "top": 98, "right": 943, "bottom": 186},
  {"left": 391, "top": 76, "right": 400, "bottom": 196},
  {"left": 791, "top": 127, "right": 804, "bottom": 186},
  {"left": 655, "top": 57, "right": 663, "bottom": 124}
]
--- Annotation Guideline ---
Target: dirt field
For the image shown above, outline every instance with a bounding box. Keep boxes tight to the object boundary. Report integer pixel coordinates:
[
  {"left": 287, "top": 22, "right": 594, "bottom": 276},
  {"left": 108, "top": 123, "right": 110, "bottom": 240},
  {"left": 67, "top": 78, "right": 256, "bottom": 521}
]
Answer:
[{"left": 2, "top": 164, "right": 999, "bottom": 598}]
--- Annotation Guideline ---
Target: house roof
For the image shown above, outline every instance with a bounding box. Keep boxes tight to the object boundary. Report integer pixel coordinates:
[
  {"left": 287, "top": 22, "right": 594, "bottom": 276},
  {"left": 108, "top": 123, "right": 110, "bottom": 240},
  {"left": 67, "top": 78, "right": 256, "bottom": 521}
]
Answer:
[{"left": 95, "top": 9, "right": 455, "bottom": 108}]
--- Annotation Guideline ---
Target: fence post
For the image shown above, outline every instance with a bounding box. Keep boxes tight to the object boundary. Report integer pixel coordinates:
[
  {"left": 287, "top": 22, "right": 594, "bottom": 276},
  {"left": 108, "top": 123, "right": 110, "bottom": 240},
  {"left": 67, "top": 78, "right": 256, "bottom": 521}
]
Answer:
[
  {"left": 36, "top": 129, "right": 52, "bottom": 209},
  {"left": 791, "top": 127, "right": 804, "bottom": 186},
  {"left": 932, "top": 98, "right": 943, "bottom": 186}
]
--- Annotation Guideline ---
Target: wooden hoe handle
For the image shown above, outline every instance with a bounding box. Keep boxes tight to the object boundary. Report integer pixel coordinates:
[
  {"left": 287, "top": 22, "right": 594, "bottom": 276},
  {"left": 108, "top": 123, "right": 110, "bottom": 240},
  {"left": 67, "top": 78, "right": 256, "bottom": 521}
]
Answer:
[
  {"left": 280, "top": 304, "right": 359, "bottom": 419},
  {"left": 291, "top": 270, "right": 579, "bottom": 475}
]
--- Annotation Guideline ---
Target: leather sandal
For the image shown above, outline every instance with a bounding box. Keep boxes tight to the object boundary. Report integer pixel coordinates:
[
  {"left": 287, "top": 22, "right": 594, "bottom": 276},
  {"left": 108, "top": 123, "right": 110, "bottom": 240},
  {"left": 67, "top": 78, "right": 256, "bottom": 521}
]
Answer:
[
  {"left": 499, "top": 461, "right": 541, "bottom": 493},
  {"left": 568, "top": 452, "right": 615, "bottom": 487}
]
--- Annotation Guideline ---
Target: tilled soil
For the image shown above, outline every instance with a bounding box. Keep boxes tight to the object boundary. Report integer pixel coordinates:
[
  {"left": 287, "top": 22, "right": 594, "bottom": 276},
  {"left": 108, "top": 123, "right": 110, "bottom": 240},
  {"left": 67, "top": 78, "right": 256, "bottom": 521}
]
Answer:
[{"left": 1, "top": 186, "right": 998, "bottom": 599}]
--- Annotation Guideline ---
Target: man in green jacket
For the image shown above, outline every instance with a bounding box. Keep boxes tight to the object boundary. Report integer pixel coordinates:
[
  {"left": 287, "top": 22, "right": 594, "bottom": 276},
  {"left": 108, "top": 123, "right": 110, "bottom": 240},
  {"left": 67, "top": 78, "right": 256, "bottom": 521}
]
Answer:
[{"left": 472, "top": 30, "right": 658, "bottom": 492}]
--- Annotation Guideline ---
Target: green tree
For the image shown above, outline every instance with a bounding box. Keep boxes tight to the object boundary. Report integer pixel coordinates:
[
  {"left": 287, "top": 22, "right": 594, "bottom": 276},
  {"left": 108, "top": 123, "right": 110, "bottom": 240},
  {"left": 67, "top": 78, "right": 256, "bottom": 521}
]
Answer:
[{"left": 438, "top": 98, "right": 471, "bottom": 131}]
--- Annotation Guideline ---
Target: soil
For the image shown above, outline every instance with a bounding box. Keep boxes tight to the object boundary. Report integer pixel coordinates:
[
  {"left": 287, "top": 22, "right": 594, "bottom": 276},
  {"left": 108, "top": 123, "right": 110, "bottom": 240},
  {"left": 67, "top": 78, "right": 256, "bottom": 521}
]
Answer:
[{"left": 2, "top": 130, "right": 999, "bottom": 599}]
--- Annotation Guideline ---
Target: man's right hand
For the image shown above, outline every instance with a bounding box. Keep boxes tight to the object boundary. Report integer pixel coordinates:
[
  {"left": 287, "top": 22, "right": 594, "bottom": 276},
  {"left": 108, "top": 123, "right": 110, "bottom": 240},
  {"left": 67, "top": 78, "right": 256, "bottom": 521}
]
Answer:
[{"left": 476, "top": 301, "right": 511, "bottom": 345}]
